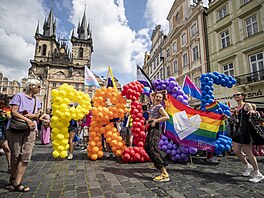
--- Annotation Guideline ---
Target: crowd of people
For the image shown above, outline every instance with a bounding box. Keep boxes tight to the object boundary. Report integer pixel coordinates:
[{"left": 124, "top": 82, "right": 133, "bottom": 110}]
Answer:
[{"left": 1, "top": 79, "right": 264, "bottom": 193}]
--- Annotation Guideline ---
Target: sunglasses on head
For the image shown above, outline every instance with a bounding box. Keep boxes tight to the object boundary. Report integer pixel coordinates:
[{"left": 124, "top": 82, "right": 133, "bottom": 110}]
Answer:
[{"left": 233, "top": 93, "right": 242, "bottom": 97}]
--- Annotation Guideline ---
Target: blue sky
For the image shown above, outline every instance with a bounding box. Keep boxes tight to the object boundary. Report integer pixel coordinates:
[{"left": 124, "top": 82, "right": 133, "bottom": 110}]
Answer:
[{"left": 0, "top": 0, "right": 207, "bottom": 86}]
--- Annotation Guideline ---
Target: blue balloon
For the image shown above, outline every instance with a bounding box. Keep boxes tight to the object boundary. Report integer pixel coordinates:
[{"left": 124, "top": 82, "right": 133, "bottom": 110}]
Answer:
[
  {"left": 215, "top": 144, "right": 219, "bottom": 150},
  {"left": 215, "top": 150, "right": 222, "bottom": 155},
  {"left": 204, "top": 85, "right": 210, "bottom": 91},
  {"left": 225, "top": 145, "right": 231, "bottom": 151},
  {"left": 204, "top": 77, "right": 210, "bottom": 82},
  {"left": 219, "top": 144, "right": 225, "bottom": 151},
  {"left": 207, "top": 81, "right": 213, "bottom": 86}
]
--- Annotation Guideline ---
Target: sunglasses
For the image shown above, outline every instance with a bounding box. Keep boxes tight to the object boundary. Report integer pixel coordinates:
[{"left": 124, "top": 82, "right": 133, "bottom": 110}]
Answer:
[{"left": 233, "top": 93, "right": 241, "bottom": 97}]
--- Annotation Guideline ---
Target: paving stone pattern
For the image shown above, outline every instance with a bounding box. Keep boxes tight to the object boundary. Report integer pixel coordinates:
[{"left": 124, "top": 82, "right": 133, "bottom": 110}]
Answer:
[{"left": 0, "top": 141, "right": 264, "bottom": 198}]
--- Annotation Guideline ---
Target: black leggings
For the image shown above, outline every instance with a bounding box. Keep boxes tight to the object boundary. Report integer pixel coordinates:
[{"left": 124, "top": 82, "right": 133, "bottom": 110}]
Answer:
[{"left": 145, "top": 124, "right": 167, "bottom": 169}]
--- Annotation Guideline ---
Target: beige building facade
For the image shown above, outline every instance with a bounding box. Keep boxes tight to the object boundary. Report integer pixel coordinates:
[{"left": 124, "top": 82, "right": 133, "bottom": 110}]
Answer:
[{"left": 207, "top": 0, "right": 264, "bottom": 108}]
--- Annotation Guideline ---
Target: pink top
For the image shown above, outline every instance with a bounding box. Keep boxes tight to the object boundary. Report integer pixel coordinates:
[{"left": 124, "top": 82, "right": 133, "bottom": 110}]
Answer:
[{"left": 82, "top": 111, "right": 92, "bottom": 127}]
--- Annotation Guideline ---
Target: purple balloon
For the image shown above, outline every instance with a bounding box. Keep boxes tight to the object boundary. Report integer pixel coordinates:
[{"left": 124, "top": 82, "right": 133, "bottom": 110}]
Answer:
[
  {"left": 167, "top": 143, "right": 173, "bottom": 149},
  {"left": 177, "top": 95, "right": 184, "bottom": 102},
  {"left": 176, "top": 148, "right": 182, "bottom": 154},
  {"left": 158, "top": 145, "right": 162, "bottom": 150},
  {"left": 166, "top": 86, "right": 172, "bottom": 93},
  {"left": 177, "top": 90, "right": 184, "bottom": 95},
  {"left": 171, "top": 149, "right": 177, "bottom": 156},
  {"left": 169, "top": 77, "right": 176, "bottom": 82},
  {"left": 166, "top": 149, "right": 171, "bottom": 155},
  {"left": 172, "top": 87, "right": 178, "bottom": 93},
  {"left": 156, "top": 85, "right": 161, "bottom": 91},
  {"left": 172, "top": 144, "right": 177, "bottom": 150},
  {"left": 181, "top": 153, "right": 187, "bottom": 159},
  {"left": 189, "top": 147, "right": 198, "bottom": 154},
  {"left": 165, "top": 80, "right": 170, "bottom": 86},
  {"left": 164, "top": 140, "right": 169, "bottom": 145},
  {"left": 161, "top": 84, "right": 167, "bottom": 90},
  {"left": 172, "top": 94, "right": 178, "bottom": 99},
  {"left": 180, "top": 146, "right": 189, "bottom": 154},
  {"left": 183, "top": 95, "right": 188, "bottom": 100},
  {"left": 171, "top": 156, "right": 176, "bottom": 161},
  {"left": 159, "top": 140, "right": 164, "bottom": 146},
  {"left": 169, "top": 81, "right": 176, "bottom": 88},
  {"left": 175, "top": 154, "right": 181, "bottom": 160},
  {"left": 182, "top": 99, "right": 188, "bottom": 105},
  {"left": 161, "top": 135, "right": 167, "bottom": 141},
  {"left": 162, "top": 145, "right": 167, "bottom": 151}
]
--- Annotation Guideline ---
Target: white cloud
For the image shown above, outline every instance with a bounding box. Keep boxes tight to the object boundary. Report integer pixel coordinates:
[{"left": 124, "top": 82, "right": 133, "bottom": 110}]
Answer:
[{"left": 0, "top": 0, "right": 46, "bottom": 81}]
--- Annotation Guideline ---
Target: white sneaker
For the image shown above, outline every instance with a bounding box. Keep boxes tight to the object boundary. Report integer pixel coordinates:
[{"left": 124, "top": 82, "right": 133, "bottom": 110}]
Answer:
[
  {"left": 249, "top": 173, "right": 264, "bottom": 183},
  {"left": 67, "top": 153, "right": 73, "bottom": 160},
  {"left": 243, "top": 165, "right": 254, "bottom": 177},
  {"left": 105, "top": 152, "right": 110, "bottom": 158}
]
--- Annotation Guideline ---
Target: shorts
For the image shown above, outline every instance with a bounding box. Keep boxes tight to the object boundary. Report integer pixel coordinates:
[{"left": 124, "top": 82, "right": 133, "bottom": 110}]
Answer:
[
  {"left": 83, "top": 126, "right": 89, "bottom": 137},
  {"left": 8, "top": 129, "right": 36, "bottom": 163}
]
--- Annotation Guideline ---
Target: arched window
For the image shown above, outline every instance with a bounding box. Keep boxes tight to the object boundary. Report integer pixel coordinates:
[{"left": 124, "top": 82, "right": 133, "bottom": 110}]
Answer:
[
  {"left": 42, "top": 44, "right": 47, "bottom": 56},
  {"left": 78, "top": 47, "right": 83, "bottom": 58}
]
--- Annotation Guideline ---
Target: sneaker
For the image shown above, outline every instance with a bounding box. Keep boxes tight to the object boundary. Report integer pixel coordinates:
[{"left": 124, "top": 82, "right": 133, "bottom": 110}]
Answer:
[
  {"left": 243, "top": 165, "right": 254, "bottom": 177},
  {"left": 67, "top": 153, "right": 73, "bottom": 160},
  {"left": 105, "top": 153, "right": 110, "bottom": 158},
  {"left": 249, "top": 173, "right": 264, "bottom": 183},
  {"left": 153, "top": 174, "right": 170, "bottom": 182},
  {"left": 207, "top": 157, "right": 219, "bottom": 164}
]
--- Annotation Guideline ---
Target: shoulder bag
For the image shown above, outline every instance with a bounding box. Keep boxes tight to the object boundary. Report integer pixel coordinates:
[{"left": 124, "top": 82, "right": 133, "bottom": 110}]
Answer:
[{"left": 10, "top": 96, "right": 36, "bottom": 133}]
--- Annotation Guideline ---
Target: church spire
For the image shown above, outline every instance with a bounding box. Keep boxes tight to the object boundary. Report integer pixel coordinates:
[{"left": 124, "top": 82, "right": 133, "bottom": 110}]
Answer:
[
  {"left": 43, "top": 7, "right": 56, "bottom": 37},
  {"left": 77, "top": 6, "right": 89, "bottom": 40},
  {"left": 35, "top": 21, "right": 39, "bottom": 36}
]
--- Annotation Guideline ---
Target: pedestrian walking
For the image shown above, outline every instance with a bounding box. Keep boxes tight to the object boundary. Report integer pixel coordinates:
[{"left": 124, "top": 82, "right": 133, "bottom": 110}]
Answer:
[
  {"left": 7, "top": 79, "right": 41, "bottom": 192},
  {"left": 232, "top": 92, "right": 264, "bottom": 183},
  {"left": 145, "top": 90, "right": 170, "bottom": 182},
  {"left": 39, "top": 108, "right": 51, "bottom": 145}
]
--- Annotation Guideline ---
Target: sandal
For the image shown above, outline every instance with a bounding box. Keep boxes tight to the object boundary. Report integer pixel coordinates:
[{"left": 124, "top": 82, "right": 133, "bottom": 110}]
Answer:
[
  {"left": 153, "top": 174, "right": 170, "bottom": 182},
  {"left": 6, "top": 177, "right": 15, "bottom": 189},
  {"left": 12, "top": 183, "right": 30, "bottom": 192}
]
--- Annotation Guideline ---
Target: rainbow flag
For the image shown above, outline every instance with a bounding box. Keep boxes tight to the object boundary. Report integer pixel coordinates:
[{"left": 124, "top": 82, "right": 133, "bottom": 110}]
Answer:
[
  {"left": 205, "top": 100, "right": 219, "bottom": 111},
  {"left": 165, "top": 95, "right": 223, "bottom": 152},
  {"left": 182, "top": 76, "right": 201, "bottom": 99}
]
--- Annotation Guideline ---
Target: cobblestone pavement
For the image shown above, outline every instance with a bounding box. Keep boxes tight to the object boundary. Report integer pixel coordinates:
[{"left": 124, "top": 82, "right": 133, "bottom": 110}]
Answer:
[{"left": 0, "top": 141, "right": 264, "bottom": 198}]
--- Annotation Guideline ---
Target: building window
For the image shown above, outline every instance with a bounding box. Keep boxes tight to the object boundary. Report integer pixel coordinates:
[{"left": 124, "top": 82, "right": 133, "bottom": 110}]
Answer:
[
  {"left": 183, "top": 53, "right": 188, "bottom": 68},
  {"left": 192, "top": 46, "right": 199, "bottom": 61},
  {"left": 167, "top": 65, "right": 171, "bottom": 77},
  {"left": 160, "top": 69, "right": 163, "bottom": 79},
  {"left": 245, "top": 15, "right": 258, "bottom": 37},
  {"left": 220, "top": 30, "right": 230, "bottom": 48},
  {"left": 3, "top": 87, "right": 7, "bottom": 92},
  {"left": 249, "top": 52, "right": 263, "bottom": 73},
  {"left": 166, "top": 48, "right": 170, "bottom": 58},
  {"left": 173, "top": 60, "right": 178, "bottom": 73},
  {"left": 191, "top": 23, "right": 197, "bottom": 37},
  {"left": 172, "top": 42, "right": 177, "bottom": 53},
  {"left": 41, "top": 44, "right": 47, "bottom": 56},
  {"left": 223, "top": 63, "right": 234, "bottom": 77},
  {"left": 181, "top": 33, "right": 187, "bottom": 46},
  {"left": 52, "top": 83, "right": 56, "bottom": 87},
  {"left": 218, "top": 6, "right": 227, "bottom": 20},
  {"left": 176, "top": 13, "right": 180, "bottom": 21},
  {"left": 78, "top": 47, "right": 84, "bottom": 58},
  {"left": 194, "top": 76, "right": 200, "bottom": 88}
]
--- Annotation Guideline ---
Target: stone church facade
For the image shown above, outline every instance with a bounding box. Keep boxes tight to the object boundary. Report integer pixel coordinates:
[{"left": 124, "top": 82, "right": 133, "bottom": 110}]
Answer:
[{"left": 29, "top": 8, "right": 120, "bottom": 110}]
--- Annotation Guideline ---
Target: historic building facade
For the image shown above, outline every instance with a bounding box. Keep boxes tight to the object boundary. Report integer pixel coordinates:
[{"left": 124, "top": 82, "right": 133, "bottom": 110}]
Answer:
[
  {"left": 207, "top": 0, "right": 264, "bottom": 108},
  {"left": 144, "top": 0, "right": 207, "bottom": 106}
]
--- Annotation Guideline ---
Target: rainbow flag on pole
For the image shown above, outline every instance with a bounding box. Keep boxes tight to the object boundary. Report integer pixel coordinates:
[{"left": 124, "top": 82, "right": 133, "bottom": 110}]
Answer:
[
  {"left": 165, "top": 95, "right": 223, "bottom": 152},
  {"left": 204, "top": 100, "right": 219, "bottom": 111}
]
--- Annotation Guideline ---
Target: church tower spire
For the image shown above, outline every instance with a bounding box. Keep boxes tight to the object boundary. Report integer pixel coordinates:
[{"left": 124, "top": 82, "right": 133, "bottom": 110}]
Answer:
[
  {"left": 43, "top": 7, "right": 56, "bottom": 37},
  {"left": 77, "top": 7, "right": 89, "bottom": 39}
]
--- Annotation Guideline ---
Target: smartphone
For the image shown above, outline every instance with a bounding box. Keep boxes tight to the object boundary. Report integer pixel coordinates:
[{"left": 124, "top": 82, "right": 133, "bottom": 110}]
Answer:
[{"left": 21, "top": 110, "right": 28, "bottom": 115}]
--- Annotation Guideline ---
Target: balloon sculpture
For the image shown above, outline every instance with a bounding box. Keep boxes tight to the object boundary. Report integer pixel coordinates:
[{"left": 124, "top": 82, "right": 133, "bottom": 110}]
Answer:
[
  {"left": 121, "top": 81, "right": 150, "bottom": 163},
  {"left": 200, "top": 72, "right": 236, "bottom": 154},
  {"left": 158, "top": 135, "right": 197, "bottom": 162},
  {"left": 50, "top": 83, "right": 92, "bottom": 158},
  {"left": 87, "top": 87, "right": 128, "bottom": 160},
  {"left": 152, "top": 77, "right": 189, "bottom": 105}
]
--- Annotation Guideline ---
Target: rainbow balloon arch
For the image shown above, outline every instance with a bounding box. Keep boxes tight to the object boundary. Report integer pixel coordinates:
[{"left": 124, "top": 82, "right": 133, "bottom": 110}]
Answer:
[{"left": 50, "top": 72, "right": 236, "bottom": 163}]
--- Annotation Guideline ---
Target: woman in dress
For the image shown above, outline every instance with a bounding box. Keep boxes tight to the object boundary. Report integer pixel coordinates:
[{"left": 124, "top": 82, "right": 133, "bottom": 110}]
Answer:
[
  {"left": 145, "top": 90, "right": 170, "bottom": 182},
  {"left": 39, "top": 108, "right": 51, "bottom": 145},
  {"left": 232, "top": 92, "right": 264, "bottom": 183}
]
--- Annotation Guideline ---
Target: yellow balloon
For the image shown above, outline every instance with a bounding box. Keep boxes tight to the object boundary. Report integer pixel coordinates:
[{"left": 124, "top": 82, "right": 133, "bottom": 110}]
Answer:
[
  {"left": 60, "top": 151, "right": 67, "bottom": 158},
  {"left": 61, "top": 127, "right": 68, "bottom": 134},
  {"left": 59, "top": 90, "right": 66, "bottom": 97},
  {"left": 52, "top": 140, "right": 60, "bottom": 147},
  {"left": 65, "top": 144, "right": 70, "bottom": 150},
  {"left": 58, "top": 145, "right": 65, "bottom": 151},
  {"left": 64, "top": 133, "right": 70, "bottom": 139},
  {"left": 59, "top": 103, "right": 68, "bottom": 111},
  {"left": 61, "top": 139, "right": 68, "bottom": 145},
  {"left": 52, "top": 128, "right": 60, "bottom": 135},
  {"left": 63, "top": 97, "right": 70, "bottom": 104},
  {"left": 56, "top": 134, "right": 64, "bottom": 140},
  {"left": 55, "top": 96, "right": 63, "bottom": 103},
  {"left": 51, "top": 89, "right": 59, "bottom": 96},
  {"left": 51, "top": 116, "right": 59, "bottom": 123},
  {"left": 52, "top": 150, "right": 60, "bottom": 158}
]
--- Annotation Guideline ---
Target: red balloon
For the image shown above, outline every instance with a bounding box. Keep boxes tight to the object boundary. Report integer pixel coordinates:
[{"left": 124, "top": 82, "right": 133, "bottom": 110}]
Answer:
[
  {"left": 139, "top": 157, "right": 145, "bottom": 163},
  {"left": 137, "top": 141, "right": 144, "bottom": 147},
  {"left": 137, "top": 113, "right": 143, "bottom": 118},
  {"left": 133, "top": 153, "right": 141, "bottom": 161},
  {"left": 123, "top": 153, "right": 130, "bottom": 163}
]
